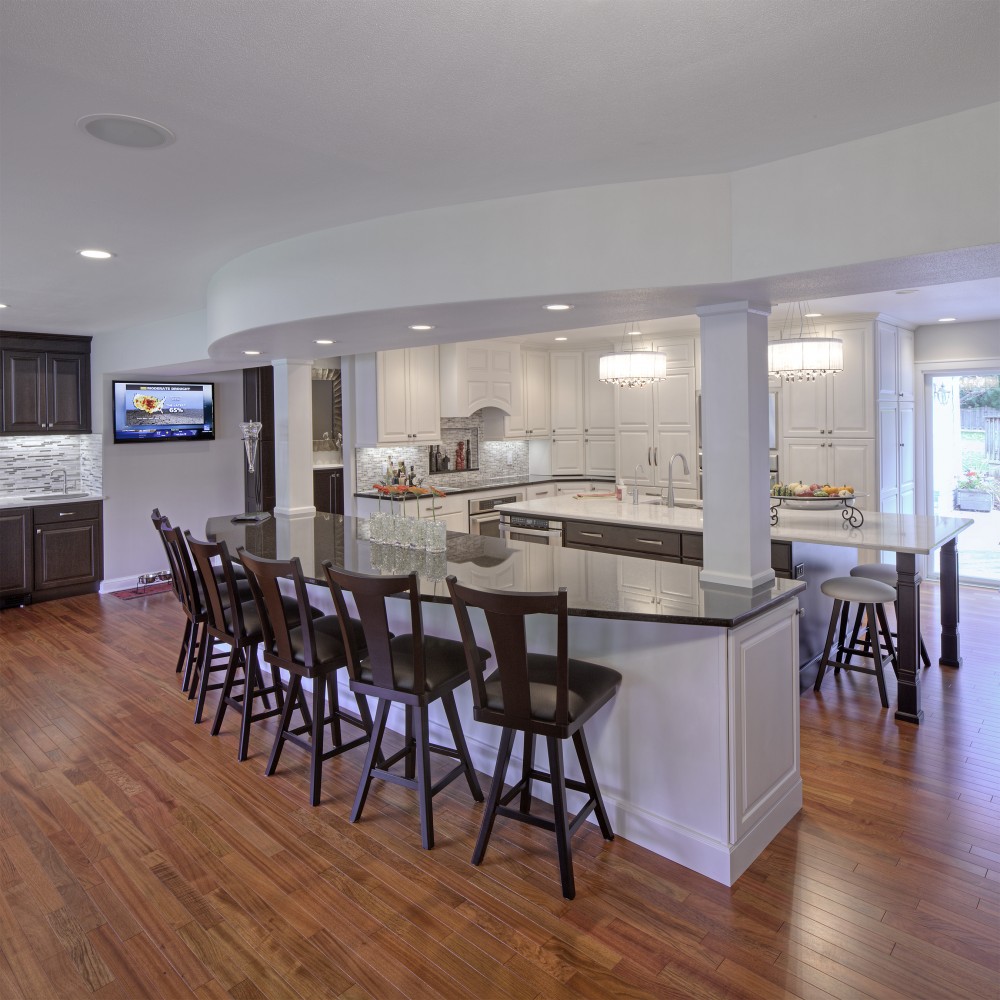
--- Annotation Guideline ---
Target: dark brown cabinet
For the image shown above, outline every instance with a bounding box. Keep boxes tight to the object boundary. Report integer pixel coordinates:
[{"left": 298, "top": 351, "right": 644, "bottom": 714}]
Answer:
[
  {"left": 0, "top": 508, "right": 33, "bottom": 599},
  {"left": 0, "top": 332, "right": 92, "bottom": 435},
  {"left": 30, "top": 501, "right": 103, "bottom": 599},
  {"left": 313, "top": 467, "right": 344, "bottom": 514}
]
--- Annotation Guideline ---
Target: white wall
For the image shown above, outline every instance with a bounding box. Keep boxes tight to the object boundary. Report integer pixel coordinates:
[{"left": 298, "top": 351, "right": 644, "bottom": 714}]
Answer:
[
  {"left": 99, "top": 368, "right": 246, "bottom": 589},
  {"left": 914, "top": 319, "right": 1000, "bottom": 364}
]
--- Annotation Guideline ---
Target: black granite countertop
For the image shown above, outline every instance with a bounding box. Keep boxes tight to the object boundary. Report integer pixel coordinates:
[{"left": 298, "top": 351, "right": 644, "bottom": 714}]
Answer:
[
  {"left": 205, "top": 512, "right": 803, "bottom": 628},
  {"left": 354, "top": 473, "right": 614, "bottom": 500}
]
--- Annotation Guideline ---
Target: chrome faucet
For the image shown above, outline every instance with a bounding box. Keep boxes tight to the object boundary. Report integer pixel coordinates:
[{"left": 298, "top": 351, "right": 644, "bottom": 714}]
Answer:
[
  {"left": 50, "top": 468, "right": 68, "bottom": 494},
  {"left": 666, "top": 453, "right": 690, "bottom": 507},
  {"left": 632, "top": 464, "right": 644, "bottom": 504}
]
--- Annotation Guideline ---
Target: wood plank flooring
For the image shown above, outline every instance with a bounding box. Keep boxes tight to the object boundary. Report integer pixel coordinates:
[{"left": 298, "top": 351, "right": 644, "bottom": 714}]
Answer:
[{"left": 0, "top": 583, "right": 998, "bottom": 999}]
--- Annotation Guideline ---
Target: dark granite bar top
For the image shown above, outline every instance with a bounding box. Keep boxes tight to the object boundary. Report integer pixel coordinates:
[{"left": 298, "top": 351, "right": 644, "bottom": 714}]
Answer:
[
  {"left": 205, "top": 512, "right": 804, "bottom": 629},
  {"left": 354, "top": 473, "right": 614, "bottom": 500}
]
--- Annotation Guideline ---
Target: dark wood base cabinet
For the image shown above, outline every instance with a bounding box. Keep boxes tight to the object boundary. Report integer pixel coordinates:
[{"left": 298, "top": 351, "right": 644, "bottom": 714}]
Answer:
[
  {"left": 313, "top": 467, "right": 344, "bottom": 515},
  {"left": 0, "top": 501, "right": 103, "bottom": 606}
]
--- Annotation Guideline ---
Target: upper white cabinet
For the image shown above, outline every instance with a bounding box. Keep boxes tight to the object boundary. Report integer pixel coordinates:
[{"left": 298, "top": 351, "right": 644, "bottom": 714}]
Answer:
[
  {"left": 583, "top": 350, "right": 616, "bottom": 435},
  {"left": 376, "top": 346, "right": 440, "bottom": 444},
  {"left": 522, "top": 350, "right": 550, "bottom": 435},
  {"left": 876, "top": 321, "right": 915, "bottom": 402},
  {"left": 550, "top": 353, "right": 584, "bottom": 435},
  {"left": 779, "top": 323, "right": 874, "bottom": 438},
  {"left": 440, "top": 339, "right": 522, "bottom": 417}
]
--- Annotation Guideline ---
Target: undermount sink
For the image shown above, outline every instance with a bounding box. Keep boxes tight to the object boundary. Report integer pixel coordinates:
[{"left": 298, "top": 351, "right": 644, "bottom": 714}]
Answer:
[{"left": 642, "top": 497, "right": 703, "bottom": 509}]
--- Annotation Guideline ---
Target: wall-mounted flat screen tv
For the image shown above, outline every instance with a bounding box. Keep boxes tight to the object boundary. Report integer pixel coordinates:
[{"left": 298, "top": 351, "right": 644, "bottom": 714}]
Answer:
[{"left": 112, "top": 381, "right": 215, "bottom": 443}]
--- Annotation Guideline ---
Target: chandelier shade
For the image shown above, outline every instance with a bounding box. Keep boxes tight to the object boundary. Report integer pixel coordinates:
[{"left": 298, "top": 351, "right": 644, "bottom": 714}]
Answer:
[
  {"left": 767, "top": 302, "right": 844, "bottom": 382},
  {"left": 598, "top": 323, "right": 669, "bottom": 388}
]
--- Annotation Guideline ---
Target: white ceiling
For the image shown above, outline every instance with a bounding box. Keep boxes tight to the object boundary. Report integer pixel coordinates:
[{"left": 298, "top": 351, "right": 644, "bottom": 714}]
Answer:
[{"left": 1, "top": 0, "right": 999, "bottom": 345}]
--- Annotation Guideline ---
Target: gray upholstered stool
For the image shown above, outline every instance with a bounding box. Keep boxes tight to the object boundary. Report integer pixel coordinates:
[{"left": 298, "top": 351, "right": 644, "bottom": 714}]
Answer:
[
  {"left": 815, "top": 576, "right": 899, "bottom": 708},
  {"left": 850, "top": 564, "right": 931, "bottom": 667}
]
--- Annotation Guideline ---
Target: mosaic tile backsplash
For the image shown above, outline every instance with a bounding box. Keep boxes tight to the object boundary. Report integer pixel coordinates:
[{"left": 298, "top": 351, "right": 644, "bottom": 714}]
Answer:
[
  {"left": 356, "top": 412, "right": 528, "bottom": 489},
  {"left": 0, "top": 435, "right": 103, "bottom": 496}
]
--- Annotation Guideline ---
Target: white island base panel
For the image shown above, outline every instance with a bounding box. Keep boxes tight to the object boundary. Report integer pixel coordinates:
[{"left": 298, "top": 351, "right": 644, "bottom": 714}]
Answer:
[{"left": 302, "top": 584, "right": 802, "bottom": 887}]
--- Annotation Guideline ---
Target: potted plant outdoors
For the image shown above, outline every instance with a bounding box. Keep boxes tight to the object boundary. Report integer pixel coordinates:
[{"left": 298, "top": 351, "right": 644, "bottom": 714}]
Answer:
[{"left": 952, "top": 468, "right": 994, "bottom": 512}]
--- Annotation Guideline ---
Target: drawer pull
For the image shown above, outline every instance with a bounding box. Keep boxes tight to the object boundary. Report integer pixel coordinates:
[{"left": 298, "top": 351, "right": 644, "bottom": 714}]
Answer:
[
  {"left": 58, "top": 511, "right": 76, "bottom": 517},
  {"left": 580, "top": 531, "right": 604, "bottom": 538},
  {"left": 636, "top": 537, "right": 663, "bottom": 545}
]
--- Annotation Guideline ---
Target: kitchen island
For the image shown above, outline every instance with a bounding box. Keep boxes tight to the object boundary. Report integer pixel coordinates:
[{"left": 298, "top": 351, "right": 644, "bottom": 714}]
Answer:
[
  {"left": 207, "top": 512, "right": 805, "bottom": 886},
  {"left": 498, "top": 495, "right": 973, "bottom": 724}
]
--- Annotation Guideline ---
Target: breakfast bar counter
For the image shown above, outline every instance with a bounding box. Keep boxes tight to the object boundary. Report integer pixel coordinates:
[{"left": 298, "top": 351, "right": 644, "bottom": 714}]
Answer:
[{"left": 207, "top": 512, "right": 805, "bottom": 886}]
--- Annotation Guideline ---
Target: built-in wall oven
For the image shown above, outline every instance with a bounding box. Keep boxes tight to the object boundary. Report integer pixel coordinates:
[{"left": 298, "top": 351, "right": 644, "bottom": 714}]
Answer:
[
  {"left": 500, "top": 513, "right": 564, "bottom": 545},
  {"left": 468, "top": 493, "right": 524, "bottom": 537}
]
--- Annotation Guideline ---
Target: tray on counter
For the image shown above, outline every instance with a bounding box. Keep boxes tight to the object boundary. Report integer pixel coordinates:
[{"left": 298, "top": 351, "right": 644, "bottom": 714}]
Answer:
[{"left": 769, "top": 493, "right": 864, "bottom": 526}]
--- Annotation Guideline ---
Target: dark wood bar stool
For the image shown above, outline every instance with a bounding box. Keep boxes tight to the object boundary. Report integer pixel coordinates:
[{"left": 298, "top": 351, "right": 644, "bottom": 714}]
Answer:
[
  {"left": 186, "top": 533, "right": 290, "bottom": 757},
  {"left": 150, "top": 510, "right": 192, "bottom": 683},
  {"left": 239, "top": 550, "right": 375, "bottom": 806},
  {"left": 814, "top": 576, "right": 899, "bottom": 709},
  {"left": 446, "top": 576, "right": 622, "bottom": 900},
  {"left": 323, "top": 564, "right": 485, "bottom": 849}
]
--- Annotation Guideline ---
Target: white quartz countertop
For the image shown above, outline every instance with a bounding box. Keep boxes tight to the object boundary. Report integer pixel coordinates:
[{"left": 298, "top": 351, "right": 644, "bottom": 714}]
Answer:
[
  {"left": 501, "top": 496, "right": 974, "bottom": 555},
  {"left": 312, "top": 461, "right": 344, "bottom": 469},
  {"left": 0, "top": 492, "right": 105, "bottom": 509}
]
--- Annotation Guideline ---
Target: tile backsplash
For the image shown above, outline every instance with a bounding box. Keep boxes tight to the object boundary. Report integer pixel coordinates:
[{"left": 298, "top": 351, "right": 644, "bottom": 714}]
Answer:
[
  {"left": 0, "top": 435, "right": 103, "bottom": 496},
  {"left": 356, "top": 412, "right": 528, "bottom": 489}
]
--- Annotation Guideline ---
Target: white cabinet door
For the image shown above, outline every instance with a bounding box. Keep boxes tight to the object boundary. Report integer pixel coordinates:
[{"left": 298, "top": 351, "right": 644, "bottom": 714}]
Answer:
[
  {"left": 524, "top": 482, "right": 556, "bottom": 500},
  {"left": 617, "top": 428, "right": 656, "bottom": 486},
  {"left": 782, "top": 440, "right": 827, "bottom": 488},
  {"left": 522, "top": 350, "right": 550, "bottom": 435},
  {"left": 652, "top": 370, "right": 696, "bottom": 488},
  {"left": 876, "top": 321, "right": 898, "bottom": 401},
  {"left": 829, "top": 324, "right": 874, "bottom": 436},
  {"left": 406, "top": 346, "right": 441, "bottom": 442},
  {"left": 898, "top": 400, "right": 915, "bottom": 494},
  {"left": 376, "top": 349, "right": 411, "bottom": 442},
  {"left": 829, "top": 439, "right": 873, "bottom": 506},
  {"left": 878, "top": 401, "right": 900, "bottom": 494},
  {"left": 780, "top": 376, "right": 828, "bottom": 438},
  {"left": 550, "top": 353, "right": 584, "bottom": 435},
  {"left": 585, "top": 436, "right": 617, "bottom": 477},
  {"left": 551, "top": 436, "right": 585, "bottom": 476},
  {"left": 584, "top": 350, "right": 616, "bottom": 434},
  {"left": 897, "top": 328, "right": 915, "bottom": 401}
]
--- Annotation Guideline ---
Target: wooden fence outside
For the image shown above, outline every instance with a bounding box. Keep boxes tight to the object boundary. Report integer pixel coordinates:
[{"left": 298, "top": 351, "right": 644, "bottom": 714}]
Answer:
[{"left": 962, "top": 406, "right": 1000, "bottom": 431}]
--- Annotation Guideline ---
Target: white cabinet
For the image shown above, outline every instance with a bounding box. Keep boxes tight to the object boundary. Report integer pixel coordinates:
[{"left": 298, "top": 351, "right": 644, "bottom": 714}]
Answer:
[
  {"left": 523, "top": 350, "right": 550, "bottom": 436},
  {"left": 584, "top": 350, "right": 616, "bottom": 435},
  {"left": 782, "top": 438, "right": 873, "bottom": 508},
  {"left": 585, "top": 436, "right": 617, "bottom": 477},
  {"left": 618, "top": 559, "right": 699, "bottom": 614},
  {"left": 524, "top": 482, "right": 555, "bottom": 500},
  {"left": 779, "top": 324, "right": 874, "bottom": 439},
  {"left": 550, "top": 436, "right": 585, "bottom": 476},
  {"left": 376, "top": 346, "right": 440, "bottom": 444},
  {"left": 876, "top": 322, "right": 915, "bottom": 402},
  {"left": 877, "top": 398, "right": 915, "bottom": 514},
  {"left": 550, "top": 353, "right": 584, "bottom": 435},
  {"left": 439, "top": 339, "right": 522, "bottom": 418},
  {"left": 616, "top": 368, "right": 696, "bottom": 490}
]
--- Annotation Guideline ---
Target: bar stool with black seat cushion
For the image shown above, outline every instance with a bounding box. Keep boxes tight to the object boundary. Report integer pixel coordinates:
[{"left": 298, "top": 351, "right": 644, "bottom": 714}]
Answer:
[
  {"left": 849, "top": 563, "right": 931, "bottom": 667},
  {"left": 446, "top": 576, "right": 622, "bottom": 900},
  {"left": 323, "top": 564, "right": 485, "bottom": 850},
  {"left": 239, "top": 549, "right": 375, "bottom": 806},
  {"left": 186, "top": 533, "right": 306, "bottom": 759},
  {"left": 814, "top": 576, "right": 899, "bottom": 708}
]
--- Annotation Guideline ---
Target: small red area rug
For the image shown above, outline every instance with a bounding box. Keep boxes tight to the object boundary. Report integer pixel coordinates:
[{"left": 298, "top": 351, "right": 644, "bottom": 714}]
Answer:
[{"left": 110, "top": 582, "right": 174, "bottom": 601}]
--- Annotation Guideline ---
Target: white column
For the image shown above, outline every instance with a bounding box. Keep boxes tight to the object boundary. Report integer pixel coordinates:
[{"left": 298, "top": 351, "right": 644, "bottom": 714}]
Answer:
[
  {"left": 271, "top": 359, "right": 316, "bottom": 516},
  {"left": 696, "top": 302, "right": 774, "bottom": 591}
]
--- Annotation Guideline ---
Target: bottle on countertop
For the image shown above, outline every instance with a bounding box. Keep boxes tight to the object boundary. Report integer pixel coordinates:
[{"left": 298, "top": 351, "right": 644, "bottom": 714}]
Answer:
[{"left": 616, "top": 480, "right": 624, "bottom": 502}]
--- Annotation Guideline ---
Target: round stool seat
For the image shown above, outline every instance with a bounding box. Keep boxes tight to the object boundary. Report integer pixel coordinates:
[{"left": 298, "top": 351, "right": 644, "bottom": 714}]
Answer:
[
  {"left": 850, "top": 563, "right": 898, "bottom": 588},
  {"left": 821, "top": 576, "right": 897, "bottom": 604}
]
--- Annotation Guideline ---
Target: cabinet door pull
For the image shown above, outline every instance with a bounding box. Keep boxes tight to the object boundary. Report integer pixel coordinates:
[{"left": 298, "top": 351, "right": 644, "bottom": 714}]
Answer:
[
  {"left": 580, "top": 531, "right": 604, "bottom": 538},
  {"left": 36, "top": 528, "right": 41, "bottom": 535},
  {"left": 654, "top": 447, "right": 658, "bottom": 466},
  {"left": 636, "top": 537, "right": 663, "bottom": 545},
  {"left": 647, "top": 447, "right": 652, "bottom": 465},
  {"left": 58, "top": 511, "right": 76, "bottom": 516}
]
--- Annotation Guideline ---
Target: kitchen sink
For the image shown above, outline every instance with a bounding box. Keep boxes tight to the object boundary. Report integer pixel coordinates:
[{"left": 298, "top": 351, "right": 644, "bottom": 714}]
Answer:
[{"left": 28, "top": 491, "right": 91, "bottom": 500}]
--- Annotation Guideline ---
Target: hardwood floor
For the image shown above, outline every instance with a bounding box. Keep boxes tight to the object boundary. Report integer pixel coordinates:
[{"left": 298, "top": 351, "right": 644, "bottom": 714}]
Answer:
[{"left": 0, "top": 583, "right": 997, "bottom": 999}]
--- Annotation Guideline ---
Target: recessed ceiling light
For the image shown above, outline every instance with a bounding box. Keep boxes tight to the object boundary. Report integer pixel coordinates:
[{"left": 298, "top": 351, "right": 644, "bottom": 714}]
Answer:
[
  {"left": 895, "top": 289, "right": 919, "bottom": 295},
  {"left": 78, "top": 248, "right": 114, "bottom": 259},
  {"left": 938, "top": 317, "right": 957, "bottom": 323},
  {"left": 0, "top": 303, "right": 8, "bottom": 309},
  {"left": 554, "top": 336, "right": 568, "bottom": 341},
  {"left": 78, "top": 114, "right": 175, "bottom": 149},
  {"left": 243, "top": 350, "right": 262, "bottom": 355},
  {"left": 408, "top": 324, "right": 435, "bottom": 331},
  {"left": 315, "top": 339, "right": 335, "bottom": 345},
  {"left": 804, "top": 312, "right": 822, "bottom": 318},
  {"left": 544, "top": 303, "right": 574, "bottom": 311}
]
